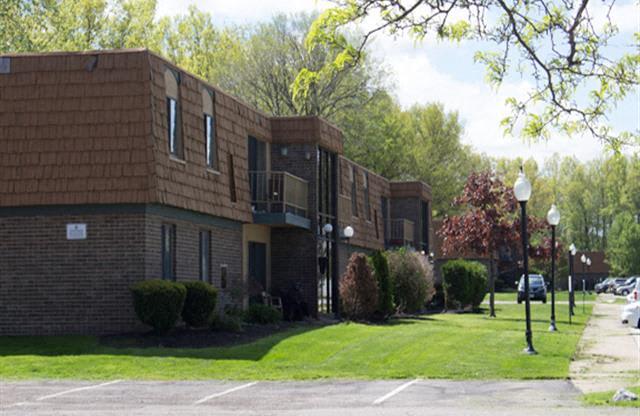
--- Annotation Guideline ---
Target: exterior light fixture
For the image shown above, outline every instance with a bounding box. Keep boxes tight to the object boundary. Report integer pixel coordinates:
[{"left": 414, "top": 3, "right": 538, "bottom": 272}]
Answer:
[
  {"left": 568, "top": 243, "right": 577, "bottom": 320},
  {"left": 323, "top": 223, "right": 333, "bottom": 235},
  {"left": 546, "top": 204, "right": 560, "bottom": 332},
  {"left": 546, "top": 204, "right": 560, "bottom": 226},
  {"left": 280, "top": 146, "right": 288, "bottom": 156},
  {"left": 513, "top": 170, "right": 532, "bottom": 202},
  {"left": 586, "top": 257, "right": 591, "bottom": 267},
  {"left": 514, "top": 168, "right": 536, "bottom": 354},
  {"left": 580, "top": 254, "right": 587, "bottom": 264},
  {"left": 342, "top": 226, "right": 354, "bottom": 239}
]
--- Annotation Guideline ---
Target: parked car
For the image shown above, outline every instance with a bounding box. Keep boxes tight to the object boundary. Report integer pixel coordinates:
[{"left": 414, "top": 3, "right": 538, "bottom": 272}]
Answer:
[
  {"left": 615, "top": 277, "right": 638, "bottom": 296},
  {"left": 622, "top": 303, "right": 640, "bottom": 325},
  {"left": 517, "top": 274, "right": 547, "bottom": 303},
  {"left": 610, "top": 278, "right": 628, "bottom": 293},
  {"left": 595, "top": 278, "right": 615, "bottom": 294}
]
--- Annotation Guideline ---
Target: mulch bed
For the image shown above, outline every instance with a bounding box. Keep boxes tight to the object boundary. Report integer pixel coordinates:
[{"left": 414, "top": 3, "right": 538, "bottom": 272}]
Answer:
[{"left": 99, "top": 321, "right": 318, "bottom": 349}]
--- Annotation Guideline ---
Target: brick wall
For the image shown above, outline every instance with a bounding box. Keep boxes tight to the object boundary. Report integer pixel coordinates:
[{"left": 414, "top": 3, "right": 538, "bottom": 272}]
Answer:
[
  {"left": 0, "top": 210, "right": 146, "bottom": 335},
  {"left": 0, "top": 204, "right": 243, "bottom": 335},
  {"left": 270, "top": 143, "right": 320, "bottom": 315}
]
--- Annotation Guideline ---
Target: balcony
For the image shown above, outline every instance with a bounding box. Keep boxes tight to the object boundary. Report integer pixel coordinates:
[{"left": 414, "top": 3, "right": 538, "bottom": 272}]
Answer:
[
  {"left": 389, "top": 218, "right": 415, "bottom": 247},
  {"left": 249, "top": 171, "right": 310, "bottom": 229}
]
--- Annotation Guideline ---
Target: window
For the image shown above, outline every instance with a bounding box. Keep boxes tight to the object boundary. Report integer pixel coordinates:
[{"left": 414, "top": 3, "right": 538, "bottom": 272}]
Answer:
[
  {"left": 220, "top": 264, "right": 228, "bottom": 289},
  {"left": 204, "top": 114, "right": 216, "bottom": 168},
  {"left": 363, "top": 172, "right": 371, "bottom": 221},
  {"left": 161, "top": 224, "right": 176, "bottom": 280},
  {"left": 350, "top": 166, "right": 358, "bottom": 217},
  {"left": 421, "top": 201, "right": 430, "bottom": 251},
  {"left": 228, "top": 154, "right": 237, "bottom": 202},
  {"left": 167, "top": 98, "right": 178, "bottom": 155},
  {"left": 199, "top": 230, "right": 211, "bottom": 282},
  {"left": 374, "top": 209, "right": 379, "bottom": 239},
  {"left": 165, "top": 69, "right": 182, "bottom": 158},
  {"left": 203, "top": 89, "right": 217, "bottom": 169}
]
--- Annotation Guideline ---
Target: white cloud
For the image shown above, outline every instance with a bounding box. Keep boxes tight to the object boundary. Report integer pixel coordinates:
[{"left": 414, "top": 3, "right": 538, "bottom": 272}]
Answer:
[
  {"left": 155, "top": 0, "right": 636, "bottom": 163},
  {"left": 372, "top": 36, "right": 612, "bottom": 163}
]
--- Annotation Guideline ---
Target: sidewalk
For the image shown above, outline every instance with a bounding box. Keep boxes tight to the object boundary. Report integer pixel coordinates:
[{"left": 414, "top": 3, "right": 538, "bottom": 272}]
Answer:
[{"left": 570, "top": 294, "right": 640, "bottom": 393}]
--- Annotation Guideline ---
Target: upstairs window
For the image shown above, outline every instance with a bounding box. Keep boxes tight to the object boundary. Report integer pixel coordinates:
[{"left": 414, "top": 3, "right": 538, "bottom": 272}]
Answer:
[
  {"left": 165, "top": 69, "right": 182, "bottom": 158},
  {"left": 350, "top": 165, "right": 358, "bottom": 217},
  {"left": 203, "top": 89, "right": 217, "bottom": 169},
  {"left": 228, "top": 154, "right": 237, "bottom": 202},
  {"left": 364, "top": 172, "right": 371, "bottom": 221}
]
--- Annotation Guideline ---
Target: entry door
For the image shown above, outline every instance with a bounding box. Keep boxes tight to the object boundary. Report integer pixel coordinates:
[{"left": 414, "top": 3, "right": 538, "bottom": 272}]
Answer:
[{"left": 248, "top": 242, "right": 267, "bottom": 291}]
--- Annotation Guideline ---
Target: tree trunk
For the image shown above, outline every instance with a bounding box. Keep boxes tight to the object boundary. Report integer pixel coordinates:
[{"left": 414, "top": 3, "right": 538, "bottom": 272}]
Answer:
[{"left": 489, "top": 255, "right": 496, "bottom": 317}]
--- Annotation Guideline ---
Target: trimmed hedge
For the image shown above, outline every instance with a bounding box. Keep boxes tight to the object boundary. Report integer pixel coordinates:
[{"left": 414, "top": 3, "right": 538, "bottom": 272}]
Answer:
[
  {"left": 182, "top": 281, "right": 218, "bottom": 328},
  {"left": 131, "top": 279, "right": 186, "bottom": 334},
  {"left": 244, "top": 304, "right": 282, "bottom": 324},
  {"left": 370, "top": 251, "right": 394, "bottom": 319},
  {"left": 442, "top": 260, "right": 488, "bottom": 311}
]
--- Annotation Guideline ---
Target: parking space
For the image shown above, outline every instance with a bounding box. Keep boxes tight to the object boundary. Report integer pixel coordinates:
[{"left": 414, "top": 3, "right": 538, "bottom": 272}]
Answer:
[{"left": 1, "top": 379, "right": 637, "bottom": 415}]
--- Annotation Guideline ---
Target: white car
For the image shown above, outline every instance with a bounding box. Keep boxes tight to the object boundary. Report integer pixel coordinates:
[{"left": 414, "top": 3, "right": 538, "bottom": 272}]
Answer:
[
  {"left": 627, "top": 304, "right": 640, "bottom": 329},
  {"left": 621, "top": 302, "right": 639, "bottom": 324},
  {"left": 624, "top": 281, "right": 640, "bottom": 328}
]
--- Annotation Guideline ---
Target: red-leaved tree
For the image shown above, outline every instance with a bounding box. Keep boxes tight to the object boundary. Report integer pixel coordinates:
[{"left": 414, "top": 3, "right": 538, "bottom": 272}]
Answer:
[{"left": 438, "top": 171, "right": 547, "bottom": 317}]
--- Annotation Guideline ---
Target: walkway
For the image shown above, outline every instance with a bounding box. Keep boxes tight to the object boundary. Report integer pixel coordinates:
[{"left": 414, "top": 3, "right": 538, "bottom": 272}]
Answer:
[{"left": 570, "top": 294, "right": 640, "bottom": 394}]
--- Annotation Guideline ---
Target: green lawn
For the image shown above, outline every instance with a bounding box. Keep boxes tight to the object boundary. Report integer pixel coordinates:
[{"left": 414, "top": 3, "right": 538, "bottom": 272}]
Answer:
[
  {"left": 493, "top": 291, "right": 597, "bottom": 302},
  {"left": 582, "top": 386, "right": 640, "bottom": 408},
  {"left": 0, "top": 303, "right": 592, "bottom": 381}
]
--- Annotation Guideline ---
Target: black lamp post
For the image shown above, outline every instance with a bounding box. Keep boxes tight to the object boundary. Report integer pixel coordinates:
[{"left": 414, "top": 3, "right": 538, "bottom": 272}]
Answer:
[
  {"left": 546, "top": 204, "right": 560, "bottom": 332},
  {"left": 514, "top": 169, "right": 536, "bottom": 355}
]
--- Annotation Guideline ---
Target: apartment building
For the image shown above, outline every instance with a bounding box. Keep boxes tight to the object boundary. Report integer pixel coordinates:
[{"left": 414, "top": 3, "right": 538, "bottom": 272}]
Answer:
[{"left": 0, "top": 49, "right": 431, "bottom": 335}]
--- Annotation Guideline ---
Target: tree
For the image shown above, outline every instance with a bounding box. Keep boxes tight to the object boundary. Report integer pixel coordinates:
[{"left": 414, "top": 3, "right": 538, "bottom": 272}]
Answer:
[
  {"left": 300, "top": 0, "right": 639, "bottom": 149},
  {"left": 227, "top": 13, "right": 386, "bottom": 119},
  {"left": 438, "top": 171, "right": 547, "bottom": 317},
  {"left": 607, "top": 213, "right": 640, "bottom": 276}
]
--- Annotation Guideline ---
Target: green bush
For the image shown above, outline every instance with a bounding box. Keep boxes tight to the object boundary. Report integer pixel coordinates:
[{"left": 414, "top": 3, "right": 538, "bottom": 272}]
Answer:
[
  {"left": 442, "top": 260, "right": 488, "bottom": 311},
  {"left": 387, "top": 249, "right": 435, "bottom": 313},
  {"left": 130, "top": 279, "right": 186, "bottom": 334},
  {"left": 181, "top": 281, "right": 218, "bottom": 328},
  {"left": 211, "top": 313, "right": 244, "bottom": 332},
  {"left": 244, "top": 304, "right": 282, "bottom": 324},
  {"left": 339, "top": 252, "right": 379, "bottom": 320},
  {"left": 370, "top": 251, "right": 394, "bottom": 319}
]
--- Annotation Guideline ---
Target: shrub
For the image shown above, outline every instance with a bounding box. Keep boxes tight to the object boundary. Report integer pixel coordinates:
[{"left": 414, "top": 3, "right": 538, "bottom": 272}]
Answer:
[
  {"left": 387, "top": 249, "right": 435, "bottom": 313},
  {"left": 181, "top": 281, "right": 218, "bottom": 328},
  {"left": 369, "top": 251, "right": 394, "bottom": 319},
  {"left": 339, "top": 252, "right": 378, "bottom": 321},
  {"left": 442, "top": 260, "right": 488, "bottom": 311},
  {"left": 244, "top": 304, "right": 282, "bottom": 324},
  {"left": 130, "top": 279, "right": 186, "bottom": 334},
  {"left": 211, "top": 313, "right": 244, "bottom": 332}
]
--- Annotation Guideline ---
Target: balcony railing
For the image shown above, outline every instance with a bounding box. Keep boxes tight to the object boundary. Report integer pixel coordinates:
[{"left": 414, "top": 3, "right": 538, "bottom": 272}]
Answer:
[
  {"left": 389, "top": 218, "right": 415, "bottom": 247},
  {"left": 249, "top": 171, "right": 309, "bottom": 218}
]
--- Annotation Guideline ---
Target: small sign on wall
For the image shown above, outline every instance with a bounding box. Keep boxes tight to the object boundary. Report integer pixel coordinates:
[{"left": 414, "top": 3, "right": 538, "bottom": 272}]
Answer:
[
  {"left": 0, "top": 57, "right": 10, "bottom": 74},
  {"left": 66, "top": 223, "right": 87, "bottom": 240}
]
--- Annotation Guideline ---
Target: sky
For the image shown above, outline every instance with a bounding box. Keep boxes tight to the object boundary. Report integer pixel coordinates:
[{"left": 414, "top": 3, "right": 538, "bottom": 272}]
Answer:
[{"left": 156, "top": 0, "right": 639, "bottom": 164}]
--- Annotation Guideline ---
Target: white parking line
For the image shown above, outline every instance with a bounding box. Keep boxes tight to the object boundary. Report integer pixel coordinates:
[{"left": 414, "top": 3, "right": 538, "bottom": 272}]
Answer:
[
  {"left": 373, "top": 379, "right": 420, "bottom": 405},
  {"left": 36, "top": 380, "right": 123, "bottom": 401},
  {"left": 194, "top": 382, "right": 258, "bottom": 405}
]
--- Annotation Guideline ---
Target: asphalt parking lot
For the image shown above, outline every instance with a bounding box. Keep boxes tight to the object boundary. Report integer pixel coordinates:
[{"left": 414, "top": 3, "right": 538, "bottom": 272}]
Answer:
[{"left": 1, "top": 379, "right": 636, "bottom": 416}]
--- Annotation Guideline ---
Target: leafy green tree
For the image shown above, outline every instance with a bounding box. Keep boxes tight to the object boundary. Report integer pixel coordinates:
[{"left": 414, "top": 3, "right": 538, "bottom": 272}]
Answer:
[
  {"left": 607, "top": 213, "right": 640, "bottom": 276},
  {"left": 300, "top": 0, "right": 639, "bottom": 149}
]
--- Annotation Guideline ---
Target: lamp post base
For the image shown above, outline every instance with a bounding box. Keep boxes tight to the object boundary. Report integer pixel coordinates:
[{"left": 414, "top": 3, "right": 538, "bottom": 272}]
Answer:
[
  {"left": 549, "top": 320, "right": 557, "bottom": 332},
  {"left": 523, "top": 346, "right": 538, "bottom": 355}
]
